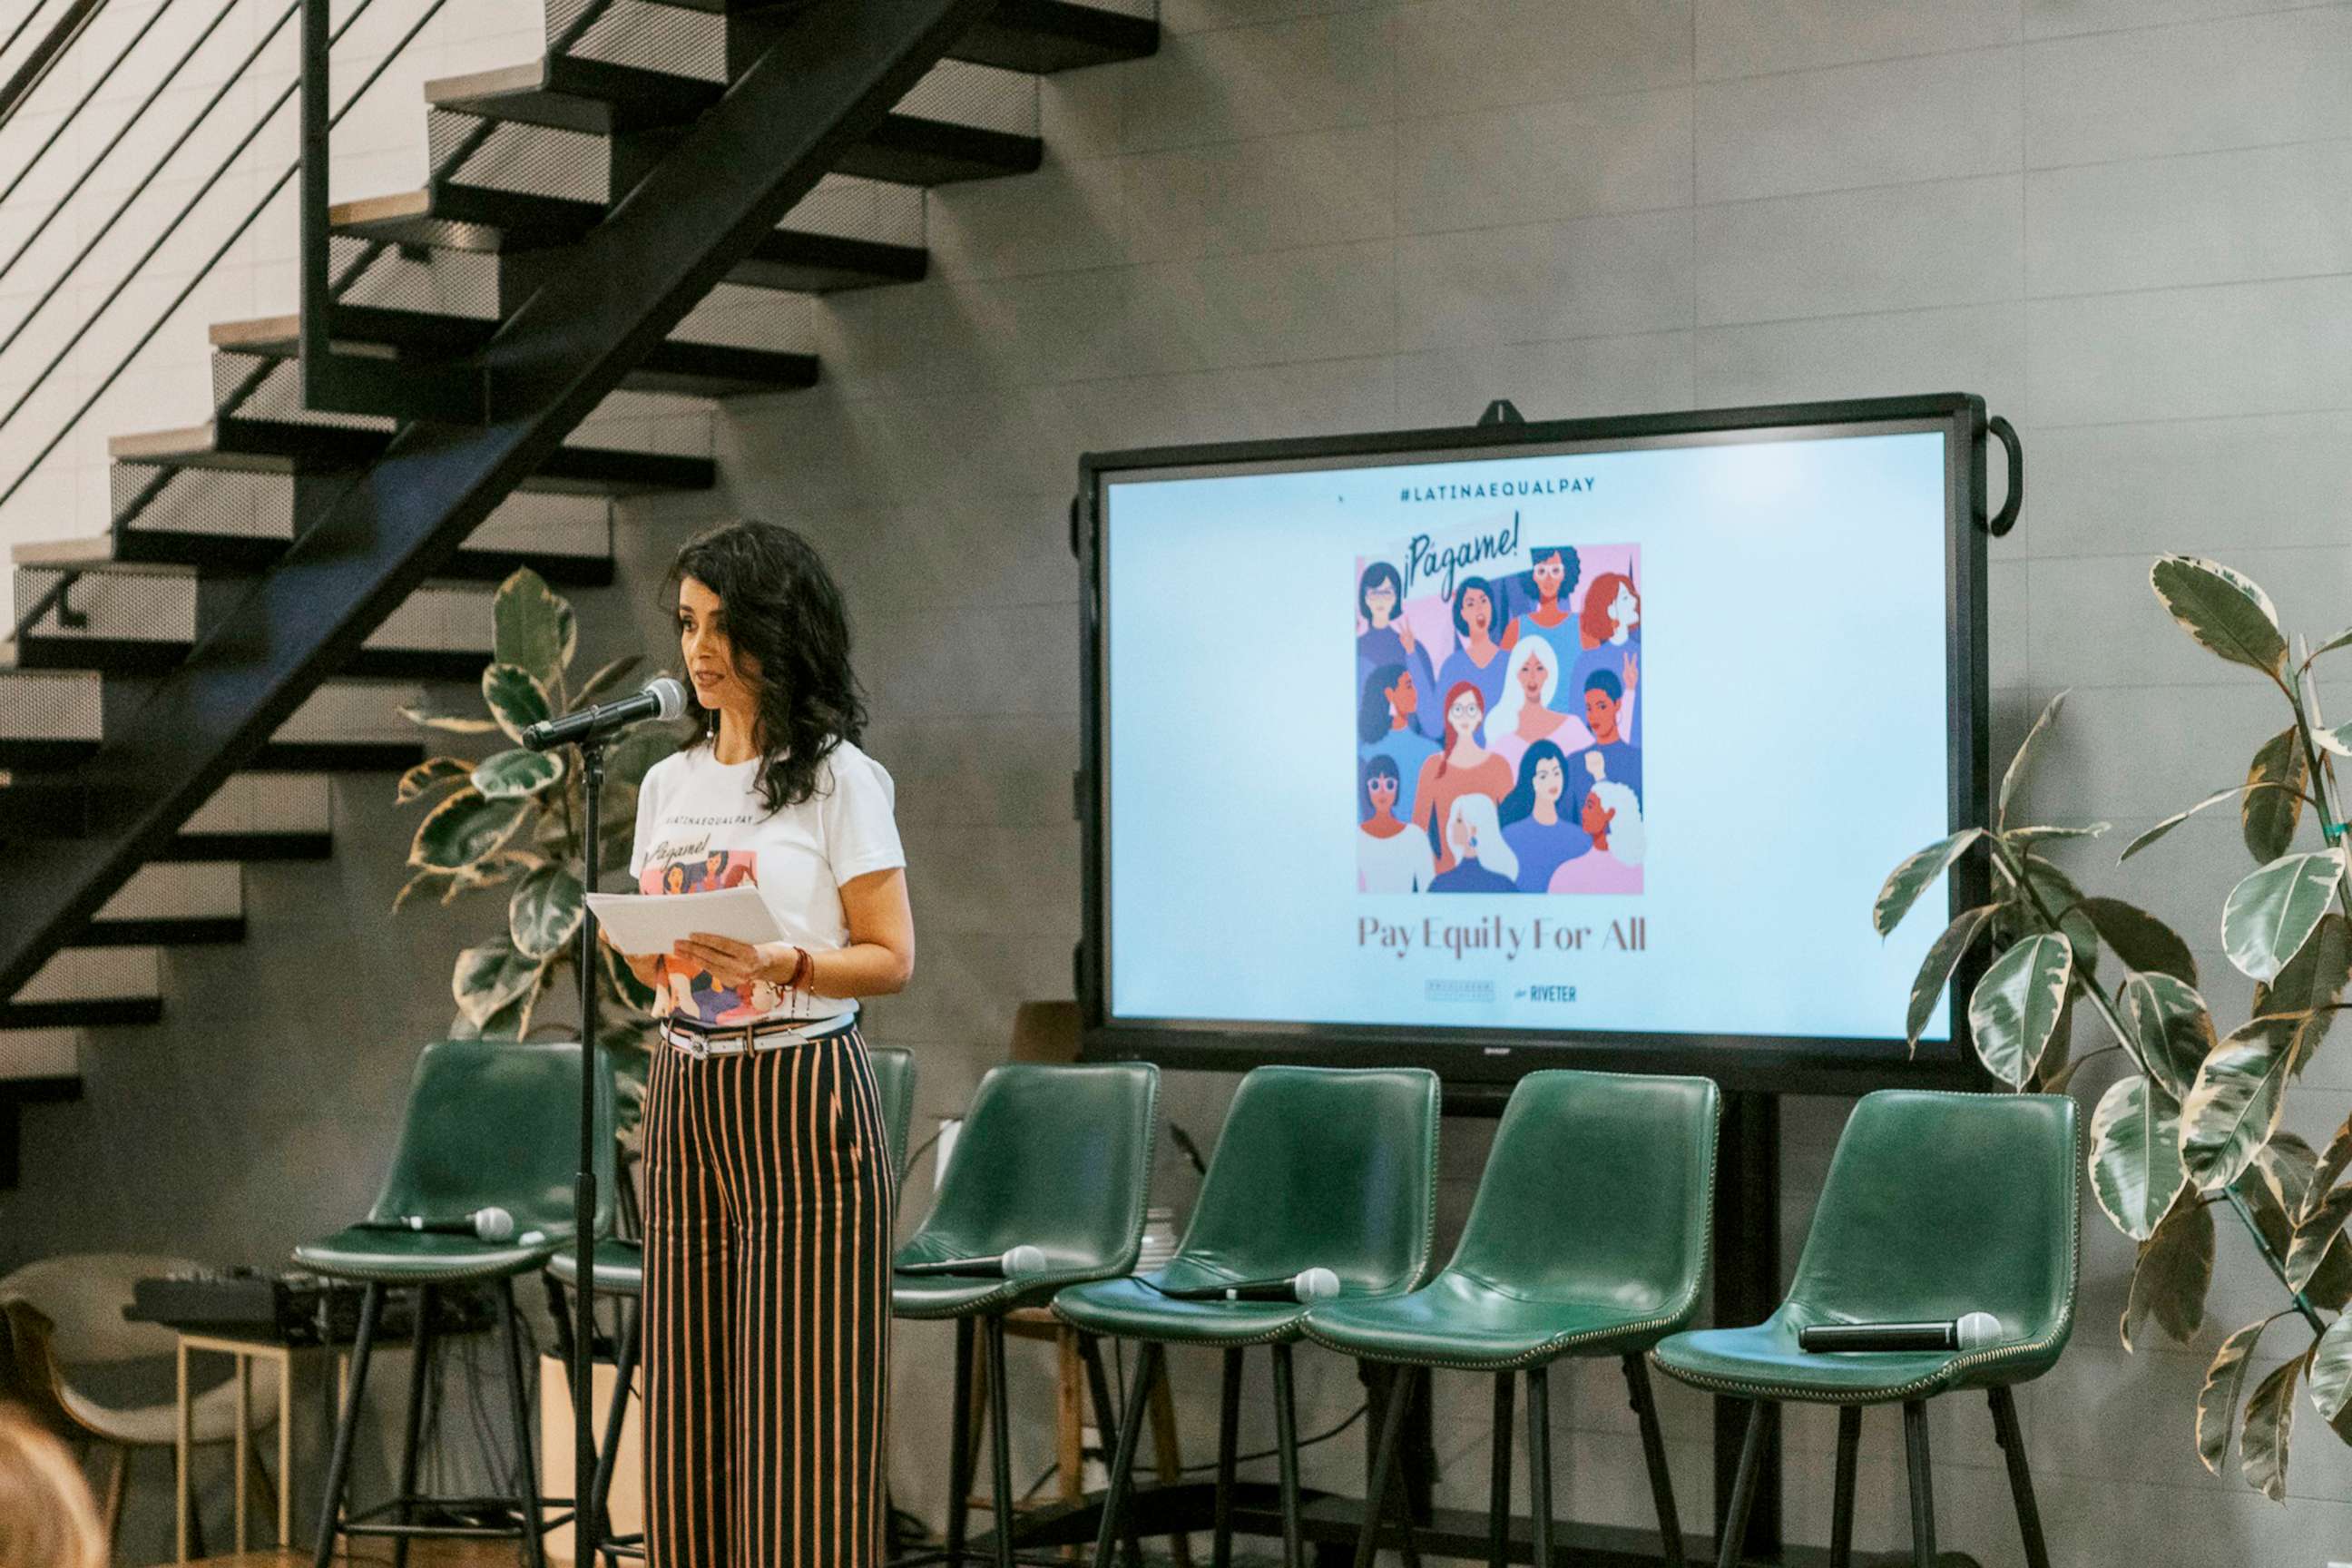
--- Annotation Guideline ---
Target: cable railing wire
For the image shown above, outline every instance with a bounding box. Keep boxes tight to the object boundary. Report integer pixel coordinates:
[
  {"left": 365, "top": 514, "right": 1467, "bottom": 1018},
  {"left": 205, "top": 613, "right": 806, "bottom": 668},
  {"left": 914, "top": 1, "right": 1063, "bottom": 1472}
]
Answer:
[
  {"left": 0, "top": 0, "right": 456, "bottom": 517},
  {"left": 0, "top": 0, "right": 108, "bottom": 139},
  {"left": 0, "top": 0, "right": 166, "bottom": 217},
  {"left": 0, "top": 0, "right": 247, "bottom": 296}
]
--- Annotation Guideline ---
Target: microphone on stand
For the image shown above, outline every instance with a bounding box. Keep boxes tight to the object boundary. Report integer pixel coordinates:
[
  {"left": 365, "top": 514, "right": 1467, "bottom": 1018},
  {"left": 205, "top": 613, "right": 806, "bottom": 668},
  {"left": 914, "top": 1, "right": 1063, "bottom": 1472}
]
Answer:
[
  {"left": 522, "top": 677, "right": 689, "bottom": 752},
  {"left": 1151, "top": 1268, "right": 1342, "bottom": 1304},
  {"left": 894, "top": 1245, "right": 1049, "bottom": 1279},
  {"left": 1798, "top": 1313, "right": 2003, "bottom": 1353},
  {"left": 357, "top": 1206, "right": 517, "bottom": 1242}
]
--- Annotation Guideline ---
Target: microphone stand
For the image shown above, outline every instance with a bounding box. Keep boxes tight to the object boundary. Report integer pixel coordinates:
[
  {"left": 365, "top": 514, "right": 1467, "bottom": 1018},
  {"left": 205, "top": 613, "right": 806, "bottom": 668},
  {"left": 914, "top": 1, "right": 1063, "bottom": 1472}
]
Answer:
[{"left": 568, "top": 733, "right": 606, "bottom": 1568}]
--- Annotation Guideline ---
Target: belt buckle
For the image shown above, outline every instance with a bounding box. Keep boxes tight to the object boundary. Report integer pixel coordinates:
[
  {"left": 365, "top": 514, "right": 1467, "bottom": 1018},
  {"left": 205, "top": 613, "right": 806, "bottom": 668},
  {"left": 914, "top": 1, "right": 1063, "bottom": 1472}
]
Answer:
[{"left": 683, "top": 1029, "right": 710, "bottom": 1060}]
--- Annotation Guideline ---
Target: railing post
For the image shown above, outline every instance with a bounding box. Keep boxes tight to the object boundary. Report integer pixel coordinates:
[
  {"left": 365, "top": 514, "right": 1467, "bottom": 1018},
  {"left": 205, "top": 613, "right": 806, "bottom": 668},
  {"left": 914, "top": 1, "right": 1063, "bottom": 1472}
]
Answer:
[{"left": 298, "top": 0, "right": 330, "bottom": 407}]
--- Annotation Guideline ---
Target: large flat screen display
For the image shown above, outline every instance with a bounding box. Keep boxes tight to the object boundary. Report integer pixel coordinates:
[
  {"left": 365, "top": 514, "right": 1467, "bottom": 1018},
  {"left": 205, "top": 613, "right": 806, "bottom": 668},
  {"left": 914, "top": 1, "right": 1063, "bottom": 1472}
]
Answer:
[{"left": 1079, "top": 396, "right": 1992, "bottom": 1092}]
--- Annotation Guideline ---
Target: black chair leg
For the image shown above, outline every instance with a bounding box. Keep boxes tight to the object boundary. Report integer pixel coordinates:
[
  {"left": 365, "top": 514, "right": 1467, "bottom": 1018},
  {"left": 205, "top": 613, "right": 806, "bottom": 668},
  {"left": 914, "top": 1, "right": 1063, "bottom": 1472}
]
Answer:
[
  {"left": 1987, "top": 1387, "right": 2050, "bottom": 1568},
  {"left": 1486, "top": 1374, "right": 1514, "bottom": 1568},
  {"left": 1354, "top": 1365, "right": 1416, "bottom": 1568},
  {"left": 593, "top": 1301, "right": 640, "bottom": 1568},
  {"left": 313, "top": 1281, "right": 386, "bottom": 1568},
  {"left": 394, "top": 1284, "right": 438, "bottom": 1568},
  {"left": 1715, "top": 1401, "right": 1767, "bottom": 1568},
  {"left": 1214, "top": 1347, "right": 1245, "bottom": 1568},
  {"left": 498, "top": 1278, "right": 548, "bottom": 1568},
  {"left": 985, "top": 1317, "right": 1017, "bottom": 1568},
  {"left": 1270, "top": 1342, "right": 1305, "bottom": 1568},
  {"left": 1525, "top": 1365, "right": 1553, "bottom": 1568},
  {"left": 1829, "top": 1406, "right": 1861, "bottom": 1568},
  {"left": 1901, "top": 1400, "right": 1936, "bottom": 1568},
  {"left": 1621, "top": 1357, "right": 1682, "bottom": 1567},
  {"left": 1076, "top": 1334, "right": 1147, "bottom": 1568},
  {"left": 1091, "top": 1341, "right": 1161, "bottom": 1568},
  {"left": 948, "top": 1318, "right": 976, "bottom": 1568}
]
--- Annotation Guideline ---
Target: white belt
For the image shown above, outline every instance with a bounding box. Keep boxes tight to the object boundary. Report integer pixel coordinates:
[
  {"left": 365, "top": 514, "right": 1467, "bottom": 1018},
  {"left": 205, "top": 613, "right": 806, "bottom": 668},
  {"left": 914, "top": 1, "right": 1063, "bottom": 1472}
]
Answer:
[{"left": 661, "top": 1015, "right": 852, "bottom": 1058}]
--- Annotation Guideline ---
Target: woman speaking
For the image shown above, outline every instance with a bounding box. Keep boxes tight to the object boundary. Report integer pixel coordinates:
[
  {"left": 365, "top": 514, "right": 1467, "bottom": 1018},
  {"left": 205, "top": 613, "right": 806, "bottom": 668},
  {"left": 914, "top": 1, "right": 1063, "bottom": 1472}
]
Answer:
[{"left": 611, "top": 519, "right": 916, "bottom": 1568}]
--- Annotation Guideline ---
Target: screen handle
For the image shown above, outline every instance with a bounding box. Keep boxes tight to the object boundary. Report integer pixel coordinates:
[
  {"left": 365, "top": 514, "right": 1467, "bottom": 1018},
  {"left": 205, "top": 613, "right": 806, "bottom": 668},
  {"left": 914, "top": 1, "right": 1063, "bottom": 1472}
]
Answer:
[{"left": 1985, "top": 414, "right": 2023, "bottom": 538}]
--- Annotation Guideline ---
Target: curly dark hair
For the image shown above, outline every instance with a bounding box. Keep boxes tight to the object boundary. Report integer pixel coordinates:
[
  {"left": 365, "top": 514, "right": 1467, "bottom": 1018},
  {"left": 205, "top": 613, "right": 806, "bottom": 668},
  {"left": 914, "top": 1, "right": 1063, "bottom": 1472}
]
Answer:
[{"left": 664, "top": 519, "right": 868, "bottom": 813}]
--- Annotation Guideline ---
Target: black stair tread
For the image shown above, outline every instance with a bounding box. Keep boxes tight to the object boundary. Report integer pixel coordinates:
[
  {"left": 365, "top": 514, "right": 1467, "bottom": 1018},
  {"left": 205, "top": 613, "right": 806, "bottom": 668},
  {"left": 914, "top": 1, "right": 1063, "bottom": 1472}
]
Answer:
[
  {"left": 425, "top": 61, "right": 1035, "bottom": 189},
  {"left": 0, "top": 737, "right": 424, "bottom": 773},
  {"left": 98, "top": 524, "right": 614, "bottom": 587},
  {"left": 208, "top": 311, "right": 818, "bottom": 397},
  {"left": 14, "top": 636, "right": 492, "bottom": 682},
  {"left": 0, "top": 779, "right": 332, "bottom": 858},
  {"left": 334, "top": 187, "right": 925, "bottom": 292},
  {"left": 425, "top": 55, "right": 724, "bottom": 136},
  {"left": 75, "top": 917, "right": 243, "bottom": 948},
  {"left": 0, "top": 1000, "right": 161, "bottom": 1029},
  {"left": 951, "top": 1, "right": 1159, "bottom": 74},
  {"left": 109, "top": 423, "right": 715, "bottom": 495}
]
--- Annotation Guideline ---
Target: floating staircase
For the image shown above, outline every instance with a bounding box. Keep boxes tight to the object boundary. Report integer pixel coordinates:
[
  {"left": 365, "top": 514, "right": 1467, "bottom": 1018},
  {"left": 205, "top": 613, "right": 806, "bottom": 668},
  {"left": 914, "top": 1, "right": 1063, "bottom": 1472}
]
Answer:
[{"left": 0, "top": 0, "right": 1160, "bottom": 1180}]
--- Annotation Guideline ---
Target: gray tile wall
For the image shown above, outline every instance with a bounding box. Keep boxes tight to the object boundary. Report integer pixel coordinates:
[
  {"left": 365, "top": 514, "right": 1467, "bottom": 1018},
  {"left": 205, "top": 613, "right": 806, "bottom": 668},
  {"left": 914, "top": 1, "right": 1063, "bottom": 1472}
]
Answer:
[{"left": 7, "top": 3, "right": 2352, "bottom": 1564}]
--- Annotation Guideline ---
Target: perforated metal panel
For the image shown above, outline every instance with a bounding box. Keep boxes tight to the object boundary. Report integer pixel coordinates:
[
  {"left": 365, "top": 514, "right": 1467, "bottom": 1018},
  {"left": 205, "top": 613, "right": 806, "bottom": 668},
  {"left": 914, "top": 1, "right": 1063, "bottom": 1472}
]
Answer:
[
  {"left": 368, "top": 583, "right": 494, "bottom": 654},
  {"left": 13, "top": 565, "right": 197, "bottom": 645},
  {"left": 899, "top": 59, "right": 1038, "bottom": 137},
  {"left": 468, "top": 494, "right": 615, "bottom": 562},
  {"left": 111, "top": 467, "right": 294, "bottom": 540},
  {"left": 278, "top": 683, "right": 421, "bottom": 745},
  {"left": 779, "top": 174, "right": 926, "bottom": 249},
  {"left": 550, "top": 0, "right": 727, "bottom": 82},
  {"left": 430, "top": 111, "right": 612, "bottom": 204},
  {"left": 183, "top": 773, "right": 333, "bottom": 836},
  {"left": 0, "top": 671, "right": 102, "bottom": 741},
  {"left": 332, "top": 239, "right": 503, "bottom": 320},
  {"left": 672, "top": 285, "right": 815, "bottom": 353},
  {"left": 213, "top": 353, "right": 390, "bottom": 432}
]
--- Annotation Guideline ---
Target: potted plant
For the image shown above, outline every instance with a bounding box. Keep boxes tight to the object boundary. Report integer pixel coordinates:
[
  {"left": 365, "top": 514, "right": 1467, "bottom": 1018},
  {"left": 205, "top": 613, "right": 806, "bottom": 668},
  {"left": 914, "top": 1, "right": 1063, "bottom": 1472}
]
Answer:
[{"left": 1876, "top": 554, "right": 2352, "bottom": 1498}]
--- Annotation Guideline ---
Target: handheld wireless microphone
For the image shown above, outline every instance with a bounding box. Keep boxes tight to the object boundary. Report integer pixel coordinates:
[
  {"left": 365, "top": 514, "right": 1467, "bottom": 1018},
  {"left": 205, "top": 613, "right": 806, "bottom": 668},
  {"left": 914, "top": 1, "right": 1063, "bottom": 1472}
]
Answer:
[
  {"left": 1151, "top": 1267, "right": 1342, "bottom": 1304},
  {"left": 1797, "top": 1313, "right": 2003, "bottom": 1353},
  {"left": 894, "top": 1245, "right": 1049, "bottom": 1279},
  {"left": 358, "top": 1206, "right": 516, "bottom": 1242}
]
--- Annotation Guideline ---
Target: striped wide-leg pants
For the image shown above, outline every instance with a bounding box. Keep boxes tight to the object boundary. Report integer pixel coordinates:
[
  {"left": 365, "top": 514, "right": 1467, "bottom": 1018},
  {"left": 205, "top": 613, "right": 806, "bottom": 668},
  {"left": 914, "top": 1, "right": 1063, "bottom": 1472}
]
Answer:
[{"left": 642, "top": 1024, "right": 895, "bottom": 1568}]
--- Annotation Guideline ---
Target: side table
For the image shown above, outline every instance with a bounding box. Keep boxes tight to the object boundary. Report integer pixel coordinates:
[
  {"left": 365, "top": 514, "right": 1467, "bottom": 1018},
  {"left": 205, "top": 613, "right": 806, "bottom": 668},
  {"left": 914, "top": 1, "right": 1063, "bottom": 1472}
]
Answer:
[{"left": 174, "top": 1330, "right": 347, "bottom": 1560}]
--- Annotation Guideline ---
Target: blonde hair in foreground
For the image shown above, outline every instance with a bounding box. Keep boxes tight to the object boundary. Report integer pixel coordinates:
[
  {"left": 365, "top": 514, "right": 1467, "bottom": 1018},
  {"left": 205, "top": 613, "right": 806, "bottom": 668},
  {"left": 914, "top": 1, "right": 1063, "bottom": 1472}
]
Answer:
[{"left": 0, "top": 1405, "right": 104, "bottom": 1568}]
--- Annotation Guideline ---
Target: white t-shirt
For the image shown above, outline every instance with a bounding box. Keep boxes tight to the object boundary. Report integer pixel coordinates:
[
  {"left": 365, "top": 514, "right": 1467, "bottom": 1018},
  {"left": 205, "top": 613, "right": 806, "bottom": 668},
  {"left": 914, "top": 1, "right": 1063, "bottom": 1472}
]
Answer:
[{"left": 629, "top": 740, "right": 906, "bottom": 1031}]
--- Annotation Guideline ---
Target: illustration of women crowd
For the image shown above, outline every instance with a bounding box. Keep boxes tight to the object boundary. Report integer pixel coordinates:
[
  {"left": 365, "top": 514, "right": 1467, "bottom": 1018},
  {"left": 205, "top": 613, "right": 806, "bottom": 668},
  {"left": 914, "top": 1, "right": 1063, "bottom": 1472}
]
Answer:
[{"left": 1355, "top": 541, "right": 1642, "bottom": 896}]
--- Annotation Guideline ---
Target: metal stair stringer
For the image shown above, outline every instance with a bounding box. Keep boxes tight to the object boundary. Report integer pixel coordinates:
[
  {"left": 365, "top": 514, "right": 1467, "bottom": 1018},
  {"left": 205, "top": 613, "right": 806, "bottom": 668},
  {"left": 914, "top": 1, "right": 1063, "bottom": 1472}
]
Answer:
[{"left": 0, "top": 0, "right": 999, "bottom": 1001}]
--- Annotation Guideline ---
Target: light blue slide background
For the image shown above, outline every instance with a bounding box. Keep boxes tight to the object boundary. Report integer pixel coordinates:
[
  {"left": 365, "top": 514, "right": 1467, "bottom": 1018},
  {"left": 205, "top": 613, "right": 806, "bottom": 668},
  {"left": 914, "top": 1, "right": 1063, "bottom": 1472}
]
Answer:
[{"left": 1102, "top": 431, "right": 1955, "bottom": 1043}]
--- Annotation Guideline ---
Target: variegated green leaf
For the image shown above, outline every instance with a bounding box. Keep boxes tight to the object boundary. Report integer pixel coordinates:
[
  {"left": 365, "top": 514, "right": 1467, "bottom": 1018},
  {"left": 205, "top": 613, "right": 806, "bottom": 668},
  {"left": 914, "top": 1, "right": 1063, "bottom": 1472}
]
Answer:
[
  {"left": 2122, "top": 1188, "right": 2214, "bottom": 1351},
  {"left": 2243, "top": 726, "right": 2308, "bottom": 865},
  {"left": 451, "top": 990, "right": 534, "bottom": 1042},
  {"left": 398, "top": 703, "right": 498, "bottom": 735},
  {"left": 2250, "top": 1132, "right": 2322, "bottom": 1219},
  {"left": 2314, "top": 721, "right": 2352, "bottom": 758},
  {"left": 1998, "top": 689, "right": 2069, "bottom": 829},
  {"left": 2251, "top": 913, "right": 2352, "bottom": 1074},
  {"left": 2151, "top": 554, "right": 2288, "bottom": 676},
  {"left": 2310, "top": 1313, "right": 2352, "bottom": 1423},
  {"left": 2122, "top": 973, "right": 2215, "bottom": 1099},
  {"left": 2223, "top": 850, "right": 2344, "bottom": 982},
  {"left": 2090, "top": 1074, "right": 2186, "bottom": 1240},
  {"left": 2081, "top": 896, "right": 2198, "bottom": 985},
  {"left": 2241, "top": 1357, "right": 2300, "bottom": 1502},
  {"left": 2122, "top": 786, "right": 2244, "bottom": 863},
  {"left": 509, "top": 865, "right": 584, "bottom": 960},
  {"left": 608, "top": 720, "right": 686, "bottom": 789},
  {"left": 2005, "top": 823, "right": 2112, "bottom": 847},
  {"left": 397, "top": 757, "right": 474, "bottom": 806},
  {"left": 393, "top": 869, "right": 452, "bottom": 913},
  {"left": 2288, "top": 1186, "right": 2352, "bottom": 1292},
  {"left": 2303, "top": 1116, "right": 2352, "bottom": 1226},
  {"left": 2181, "top": 1021, "right": 2296, "bottom": 1190},
  {"left": 473, "top": 747, "right": 564, "bottom": 800},
  {"left": 482, "top": 662, "right": 553, "bottom": 745},
  {"left": 1906, "top": 903, "right": 1997, "bottom": 1053},
  {"left": 1967, "top": 932, "right": 2073, "bottom": 1088},
  {"left": 601, "top": 936, "right": 660, "bottom": 1013},
  {"left": 453, "top": 936, "right": 546, "bottom": 1027},
  {"left": 409, "top": 788, "right": 531, "bottom": 873},
  {"left": 494, "top": 568, "right": 570, "bottom": 692},
  {"left": 2200, "top": 1318, "right": 2272, "bottom": 1474}
]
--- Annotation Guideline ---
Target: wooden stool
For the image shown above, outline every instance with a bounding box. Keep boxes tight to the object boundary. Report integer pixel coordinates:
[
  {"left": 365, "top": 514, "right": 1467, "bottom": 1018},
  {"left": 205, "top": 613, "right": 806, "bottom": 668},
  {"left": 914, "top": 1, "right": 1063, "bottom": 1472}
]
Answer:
[{"left": 965, "top": 1307, "right": 1192, "bottom": 1565}]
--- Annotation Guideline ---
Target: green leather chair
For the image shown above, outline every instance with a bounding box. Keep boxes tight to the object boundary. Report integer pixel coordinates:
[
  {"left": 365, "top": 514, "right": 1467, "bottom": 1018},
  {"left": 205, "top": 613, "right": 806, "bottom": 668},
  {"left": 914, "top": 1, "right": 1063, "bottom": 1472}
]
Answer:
[
  {"left": 892, "top": 1061, "right": 1160, "bottom": 1568},
  {"left": 1054, "top": 1065, "right": 1442, "bottom": 1568},
  {"left": 1651, "top": 1090, "right": 2078, "bottom": 1568},
  {"left": 293, "top": 1038, "right": 617, "bottom": 1568},
  {"left": 551, "top": 1043, "right": 918, "bottom": 1565},
  {"left": 1304, "top": 1070, "right": 1718, "bottom": 1568}
]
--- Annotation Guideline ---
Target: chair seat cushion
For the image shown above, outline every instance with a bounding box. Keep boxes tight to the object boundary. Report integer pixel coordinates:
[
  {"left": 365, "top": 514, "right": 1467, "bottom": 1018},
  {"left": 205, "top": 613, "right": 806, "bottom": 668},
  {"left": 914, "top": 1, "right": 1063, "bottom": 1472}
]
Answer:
[
  {"left": 1051, "top": 1275, "right": 1322, "bottom": 1346},
  {"left": 1651, "top": 1316, "right": 2056, "bottom": 1405},
  {"left": 1303, "top": 1271, "right": 1685, "bottom": 1368},
  {"left": 546, "top": 1239, "right": 643, "bottom": 1296},
  {"left": 59, "top": 1360, "right": 278, "bottom": 1448},
  {"left": 892, "top": 1271, "right": 1095, "bottom": 1321},
  {"left": 293, "top": 1226, "right": 566, "bottom": 1284}
]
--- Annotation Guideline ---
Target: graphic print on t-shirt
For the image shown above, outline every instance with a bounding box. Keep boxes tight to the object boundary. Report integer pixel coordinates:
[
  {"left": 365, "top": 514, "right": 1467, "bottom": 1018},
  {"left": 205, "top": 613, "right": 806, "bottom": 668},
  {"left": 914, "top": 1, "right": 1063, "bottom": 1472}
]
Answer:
[{"left": 639, "top": 843, "right": 769, "bottom": 1025}]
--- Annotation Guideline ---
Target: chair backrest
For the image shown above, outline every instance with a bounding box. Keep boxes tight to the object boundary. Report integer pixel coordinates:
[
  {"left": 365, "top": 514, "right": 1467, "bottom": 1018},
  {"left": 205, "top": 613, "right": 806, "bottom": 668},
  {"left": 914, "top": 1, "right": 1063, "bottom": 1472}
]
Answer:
[
  {"left": 1165, "top": 1065, "right": 1440, "bottom": 1295},
  {"left": 867, "top": 1045, "right": 916, "bottom": 1187},
  {"left": 1786, "top": 1090, "right": 2078, "bottom": 1342},
  {"left": 899, "top": 1062, "right": 1158, "bottom": 1276},
  {"left": 368, "top": 1039, "right": 617, "bottom": 1237},
  {"left": 1448, "top": 1071, "right": 1718, "bottom": 1319},
  {"left": 0, "top": 1254, "right": 199, "bottom": 1363}
]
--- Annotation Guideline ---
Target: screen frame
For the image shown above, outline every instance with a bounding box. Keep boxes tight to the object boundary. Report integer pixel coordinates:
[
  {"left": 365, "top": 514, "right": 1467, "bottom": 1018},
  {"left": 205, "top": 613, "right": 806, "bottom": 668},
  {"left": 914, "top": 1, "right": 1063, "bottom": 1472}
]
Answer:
[{"left": 1076, "top": 392, "right": 1994, "bottom": 1096}]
